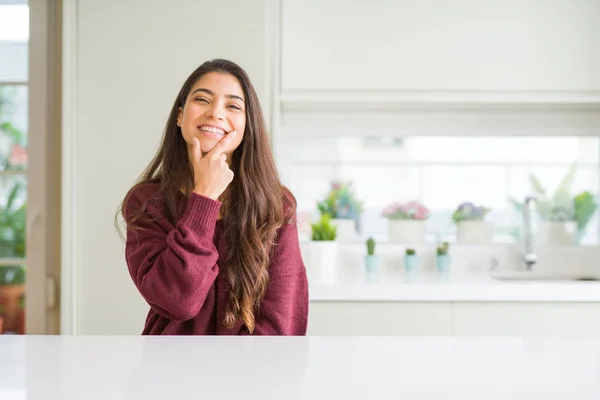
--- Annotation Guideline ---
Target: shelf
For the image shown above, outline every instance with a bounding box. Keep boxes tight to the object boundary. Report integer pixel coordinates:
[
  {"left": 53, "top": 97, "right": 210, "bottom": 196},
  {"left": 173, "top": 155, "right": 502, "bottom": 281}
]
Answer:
[{"left": 281, "top": 89, "right": 600, "bottom": 112}]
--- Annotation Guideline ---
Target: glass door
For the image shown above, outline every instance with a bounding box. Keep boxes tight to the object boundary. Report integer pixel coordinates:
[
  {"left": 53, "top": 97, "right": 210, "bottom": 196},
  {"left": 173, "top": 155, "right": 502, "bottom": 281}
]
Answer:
[{"left": 0, "top": 1, "right": 28, "bottom": 334}]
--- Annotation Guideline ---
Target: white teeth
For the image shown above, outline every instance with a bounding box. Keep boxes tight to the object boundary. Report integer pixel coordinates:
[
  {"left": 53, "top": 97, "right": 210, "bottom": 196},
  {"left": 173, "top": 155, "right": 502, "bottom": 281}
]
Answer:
[{"left": 199, "top": 126, "right": 225, "bottom": 135}]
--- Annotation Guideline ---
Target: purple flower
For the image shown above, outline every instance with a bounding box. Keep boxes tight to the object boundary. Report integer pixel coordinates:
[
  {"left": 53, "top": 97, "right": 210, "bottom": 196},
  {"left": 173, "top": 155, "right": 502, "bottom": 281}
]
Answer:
[{"left": 452, "top": 202, "right": 490, "bottom": 222}]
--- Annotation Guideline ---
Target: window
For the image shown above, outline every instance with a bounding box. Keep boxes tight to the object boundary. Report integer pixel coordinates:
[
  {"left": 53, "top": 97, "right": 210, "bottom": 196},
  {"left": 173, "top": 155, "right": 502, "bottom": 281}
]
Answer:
[
  {"left": 0, "top": 1, "right": 28, "bottom": 335},
  {"left": 283, "top": 135, "right": 599, "bottom": 245}
]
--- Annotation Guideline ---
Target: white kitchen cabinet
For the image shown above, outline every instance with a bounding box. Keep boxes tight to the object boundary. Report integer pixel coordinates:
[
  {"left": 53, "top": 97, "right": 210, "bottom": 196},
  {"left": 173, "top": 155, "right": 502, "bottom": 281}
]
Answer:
[
  {"left": 453, "top": 303, "right": 600, "bottom": 336},
  {"left": 281, "top": 0, "right": 600, "bottom": 99},
  {"left": 309, "top": 301, "right": 600, "bottom": 336},
  {"left": 308, "top": 302, "right": 453, "bottom": 336}
]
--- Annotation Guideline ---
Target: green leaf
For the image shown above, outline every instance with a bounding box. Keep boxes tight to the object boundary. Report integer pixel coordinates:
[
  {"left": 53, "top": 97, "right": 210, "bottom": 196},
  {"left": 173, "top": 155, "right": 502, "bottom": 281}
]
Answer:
[
  {"left": 0, "top": 122, "right": 25, "bottom": 146},
  {"left": 553, "top": 163, "right": 576, "bottom": 203},
  {"left": 574, "top": 191, "right": 597, "bottom": 235},
  {"left": 528, "top": 173, "right": 547, "bottom": 199},
  {"left": 311, "top": 214, "right": 337, "bottom": 241},
  {"left": 6, "top": 181, "right": 21, "bottom": 212}
]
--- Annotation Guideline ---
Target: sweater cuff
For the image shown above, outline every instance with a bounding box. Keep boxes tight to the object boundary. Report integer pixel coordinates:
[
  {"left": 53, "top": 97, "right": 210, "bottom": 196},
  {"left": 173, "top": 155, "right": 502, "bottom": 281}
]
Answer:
[{"left": 179, "top": 193, "right": 222, "bottom": 234}]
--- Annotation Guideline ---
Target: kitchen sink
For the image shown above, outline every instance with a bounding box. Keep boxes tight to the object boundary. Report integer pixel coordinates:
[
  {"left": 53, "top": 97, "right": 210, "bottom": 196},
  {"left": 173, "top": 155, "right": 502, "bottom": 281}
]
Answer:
[{"left": 491, "top": 271, "right": 600, "bottom": 282}]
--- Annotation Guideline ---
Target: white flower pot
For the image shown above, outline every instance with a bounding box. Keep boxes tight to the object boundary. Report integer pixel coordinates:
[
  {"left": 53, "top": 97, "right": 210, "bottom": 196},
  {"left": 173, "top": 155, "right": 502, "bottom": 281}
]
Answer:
[
  {"left": 456, "top": 220, "right": 493, "bottom": 245},
  {"left": 308, "top": 241, "right": 338, "bottom": 284},
  {"left": 331, "top": 218, "right": 356, "bottom": 242},
  {"left": 538, "top": 221, "right": 577, "bottom": 246},
  {"left": 387, "top": 220, "right": 426, "bottom": 244}
]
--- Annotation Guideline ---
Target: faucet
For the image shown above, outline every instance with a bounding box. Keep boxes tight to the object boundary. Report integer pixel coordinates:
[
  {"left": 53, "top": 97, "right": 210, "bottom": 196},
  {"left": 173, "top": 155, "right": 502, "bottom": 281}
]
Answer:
[{"left": 522, "top": 196, "right": 537, "bottom": 270}]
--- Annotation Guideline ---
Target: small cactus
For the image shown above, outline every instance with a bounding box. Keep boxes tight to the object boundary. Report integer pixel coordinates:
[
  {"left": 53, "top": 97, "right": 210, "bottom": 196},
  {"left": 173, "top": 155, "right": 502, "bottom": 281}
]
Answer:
[
  {"left": 406, "top": 248, "right": 416, "bottom": 255},
  {"left": 437, "top": 242, "right": 449, "bottom": 256},
  {"left": 366, "top": 237, "right": 375, "bottom": 255}
]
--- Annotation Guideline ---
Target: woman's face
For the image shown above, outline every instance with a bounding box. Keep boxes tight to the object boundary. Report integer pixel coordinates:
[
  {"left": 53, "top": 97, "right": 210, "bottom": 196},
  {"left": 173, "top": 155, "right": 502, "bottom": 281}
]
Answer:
[{"left": 177, "top": 72, "right": 246, "bottom": 158}]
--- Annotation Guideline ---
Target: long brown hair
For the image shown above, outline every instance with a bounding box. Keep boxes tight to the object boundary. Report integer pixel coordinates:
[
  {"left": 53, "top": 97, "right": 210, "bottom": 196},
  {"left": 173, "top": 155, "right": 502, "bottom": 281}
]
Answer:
[{"left": 117, "top": 59, "right": 295, "bottom": 333}]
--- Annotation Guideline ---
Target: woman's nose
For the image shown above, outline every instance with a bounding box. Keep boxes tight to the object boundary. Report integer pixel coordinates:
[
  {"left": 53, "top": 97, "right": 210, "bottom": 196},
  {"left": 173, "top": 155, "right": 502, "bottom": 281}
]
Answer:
[{"left": 207, "top": 103, "right": 225, "bottom": 120}]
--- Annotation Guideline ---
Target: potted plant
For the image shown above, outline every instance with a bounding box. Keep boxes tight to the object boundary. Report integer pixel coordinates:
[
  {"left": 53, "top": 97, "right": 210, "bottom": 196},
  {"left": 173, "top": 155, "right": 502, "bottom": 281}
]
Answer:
[
  {"left": 317, "top": 181, "right": 363, "bottom": 242},
  {"left": 436, "top": 242, "right": 451, "bottom": 273},
  {"left": 404, "top": 247, "right": 419, "bottom": 272},
  {"left": 364, "top": 237, "right": 379, "bottom": 272},
  {"left": 382, "top": 200, "right": 429, "bottom": 244},
  {"left": 452, "top": 202, "right": 492, "bottom": 244},
  {"left": 510, "top": 164, "right": 597, "bottom": 245},
  {"left": 0, "top": 265, "right": 25, "bottom": 333},
  {"left": 309, "top": 214, "right": 338, "bottom": 283}
]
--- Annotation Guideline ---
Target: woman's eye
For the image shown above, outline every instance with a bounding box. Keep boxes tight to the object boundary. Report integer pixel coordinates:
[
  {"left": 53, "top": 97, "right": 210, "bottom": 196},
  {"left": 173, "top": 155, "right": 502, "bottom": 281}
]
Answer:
[
  {"left": 195, "top": 97, "right": 209, "bottom": 103},
  {"left": 229, "top": 104, "right": 242, "bottom": 110}
]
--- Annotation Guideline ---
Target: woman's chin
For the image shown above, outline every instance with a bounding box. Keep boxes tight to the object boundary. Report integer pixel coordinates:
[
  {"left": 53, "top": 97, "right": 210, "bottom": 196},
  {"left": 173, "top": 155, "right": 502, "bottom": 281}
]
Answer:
[{"left": 199, "top": 139, "right": 218, "bottom": 154}]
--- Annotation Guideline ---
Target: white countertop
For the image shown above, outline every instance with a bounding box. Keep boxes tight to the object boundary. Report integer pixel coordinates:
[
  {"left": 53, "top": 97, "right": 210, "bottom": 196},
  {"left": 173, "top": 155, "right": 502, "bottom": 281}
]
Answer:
[
  {"left": 308, "top": 269, "right": 600, "bottom": 302},
  {"left": 2, "top": 335, "right": 599, "bottom": 399}
]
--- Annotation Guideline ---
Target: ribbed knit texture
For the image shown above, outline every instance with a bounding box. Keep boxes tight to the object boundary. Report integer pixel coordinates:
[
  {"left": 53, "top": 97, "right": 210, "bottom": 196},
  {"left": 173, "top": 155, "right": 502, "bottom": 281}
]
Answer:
[{"left": 123, "top": 183, "right": 309, "bottom": 335}]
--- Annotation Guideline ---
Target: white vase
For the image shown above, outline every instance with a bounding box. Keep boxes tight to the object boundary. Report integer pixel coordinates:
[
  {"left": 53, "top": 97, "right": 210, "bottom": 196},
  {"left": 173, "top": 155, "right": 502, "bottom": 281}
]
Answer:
[
  {"left": 387, "top": 220, "right": 426, "bottom": 244},
  {"left": 308, "top": 241, "right": 338, "bottom": 284},
  {"left": 331, "top": 218, "right": 356, "bottom": 242},
  {"left": 456, "top": 220, "right": 493, "bottom": 245},
  {"left": 538, "top": 221, "right": 577, "bottom": 246}
]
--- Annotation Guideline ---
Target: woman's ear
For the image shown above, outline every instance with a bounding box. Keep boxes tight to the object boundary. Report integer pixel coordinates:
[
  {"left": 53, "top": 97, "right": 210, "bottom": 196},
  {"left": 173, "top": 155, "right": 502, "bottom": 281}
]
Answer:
[{"left": 177, "top": 107, "right": 182, "bottom": 127}]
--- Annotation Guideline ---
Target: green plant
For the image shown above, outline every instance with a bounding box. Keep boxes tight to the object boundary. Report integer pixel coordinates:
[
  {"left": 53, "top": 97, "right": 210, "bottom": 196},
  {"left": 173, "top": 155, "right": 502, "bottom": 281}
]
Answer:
[
  {"left": 0, "top": 181, "right": 26, "bottom": 287},
  {"left": 436, "top": 242, "right": 449, "bottom": 256},
  {"left": 531, "top": 163, "right": 576, "bottom": 221},
  {"left": 0, "top": 181, "right": 26, "bottom": 258},
  {"left": 405, "top": 248, "right": 416, "bottom": 255},
  {"left": 510, "top": 164, "right": 598, "bottom": 237},
  {"left": 310, "top": 214, "right": 337, "bottom": 241},
  {"left": 0, "top": 87, "right": 27, "bottom": 170},
  {"left": 317, "top": 181, "right": 363, "bottom": 219},
  {"left": 366, "top": 237, "right": 375, "bottom": 255},
  {"left": 0, "top": 266, "right": 25, "bottom": 285}
]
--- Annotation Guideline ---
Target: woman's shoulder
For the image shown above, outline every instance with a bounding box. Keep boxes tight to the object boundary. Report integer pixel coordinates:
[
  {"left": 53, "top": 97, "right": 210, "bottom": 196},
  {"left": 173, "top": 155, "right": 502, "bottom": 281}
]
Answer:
[
  {"left": 123, "top": 181, "right": 163, "bottom": 219},
  {"left": 126, "top": 181, "right": 161, "bottom": 205},
  {"left": 280, "top": 186, "right": 298, "bottom": 225}
]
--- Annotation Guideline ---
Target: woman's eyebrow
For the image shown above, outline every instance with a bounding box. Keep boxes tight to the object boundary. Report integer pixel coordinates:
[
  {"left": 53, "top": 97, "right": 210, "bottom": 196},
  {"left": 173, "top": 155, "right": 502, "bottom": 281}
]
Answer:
[{"left": 191, "top": 88, "right": 244, "bottom": 103}]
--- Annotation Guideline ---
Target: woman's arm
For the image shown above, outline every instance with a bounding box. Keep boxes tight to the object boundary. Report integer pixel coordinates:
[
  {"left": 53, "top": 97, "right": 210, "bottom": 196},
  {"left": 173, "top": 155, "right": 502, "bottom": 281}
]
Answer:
[
  {"left": 125, "top": 191, "right": 222, "bottom": 321},
  {"left": 241, "top": 215, "right": 309, "bottom": 335}
]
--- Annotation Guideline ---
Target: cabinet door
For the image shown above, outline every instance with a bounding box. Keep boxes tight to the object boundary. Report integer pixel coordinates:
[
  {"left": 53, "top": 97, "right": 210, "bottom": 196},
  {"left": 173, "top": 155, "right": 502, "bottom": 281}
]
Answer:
[
  {"left": 308, "top": 302, "right": 453, "bottom": 336},
  {"left": 453, "top": 303, "right": 600, "bottom": 336},
  {"left": 282, "top": 0, "right": 600, "bottom": 93}
]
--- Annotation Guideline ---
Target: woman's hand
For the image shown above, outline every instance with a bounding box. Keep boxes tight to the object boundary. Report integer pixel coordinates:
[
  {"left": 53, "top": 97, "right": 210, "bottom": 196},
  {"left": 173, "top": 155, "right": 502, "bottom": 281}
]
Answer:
[{"left": 191, "top": 131, "right": 237, "bottom": 200}]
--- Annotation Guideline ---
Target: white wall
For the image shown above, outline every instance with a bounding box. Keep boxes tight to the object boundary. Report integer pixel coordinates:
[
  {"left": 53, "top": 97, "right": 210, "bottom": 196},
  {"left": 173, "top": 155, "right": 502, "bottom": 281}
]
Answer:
[{"left": 65, "top": 0, "right": 273, "bottom": 334}]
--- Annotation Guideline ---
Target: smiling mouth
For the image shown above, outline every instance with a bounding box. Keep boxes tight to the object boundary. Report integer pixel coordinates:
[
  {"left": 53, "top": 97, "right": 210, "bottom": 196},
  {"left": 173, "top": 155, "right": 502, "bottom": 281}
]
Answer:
[{"left": 198, "top": 125, "right": 227, "bottom": 136}]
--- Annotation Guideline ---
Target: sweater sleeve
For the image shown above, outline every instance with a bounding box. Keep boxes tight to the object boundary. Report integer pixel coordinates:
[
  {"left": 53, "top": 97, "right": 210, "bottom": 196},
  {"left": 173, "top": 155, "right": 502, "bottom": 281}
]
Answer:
[
  {"left": 241, "top": 214, "right": 309, "bottom": 335},
  {"left": 124, "top": 191, "right": 222, "bottom": 322}
]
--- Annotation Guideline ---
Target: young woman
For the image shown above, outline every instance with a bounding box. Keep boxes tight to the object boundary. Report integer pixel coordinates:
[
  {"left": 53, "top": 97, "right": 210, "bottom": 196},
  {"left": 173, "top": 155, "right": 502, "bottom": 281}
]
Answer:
[{"left": 118, "top": 59, "right": 309, "bottom": 335}]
